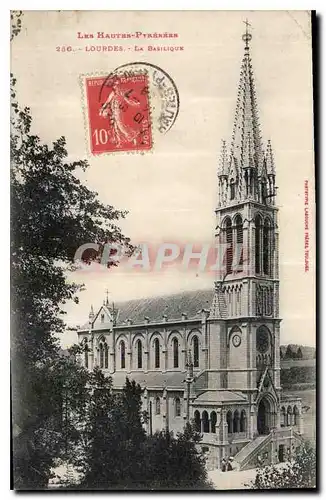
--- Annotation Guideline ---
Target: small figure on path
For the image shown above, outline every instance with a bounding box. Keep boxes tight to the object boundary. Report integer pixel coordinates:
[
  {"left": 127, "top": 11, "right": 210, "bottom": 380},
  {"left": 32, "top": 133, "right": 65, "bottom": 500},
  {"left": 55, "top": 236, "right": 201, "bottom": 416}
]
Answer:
[{"left": 227, "top": 457, "right": 234, "bottom": 471}]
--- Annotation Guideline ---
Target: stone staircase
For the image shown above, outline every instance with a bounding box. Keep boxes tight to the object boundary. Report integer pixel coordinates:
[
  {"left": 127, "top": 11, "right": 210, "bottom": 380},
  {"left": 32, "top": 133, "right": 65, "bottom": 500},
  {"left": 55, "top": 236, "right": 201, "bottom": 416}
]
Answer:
[{"left": 233, "top": 434, "right": 271, "bottom": 471}]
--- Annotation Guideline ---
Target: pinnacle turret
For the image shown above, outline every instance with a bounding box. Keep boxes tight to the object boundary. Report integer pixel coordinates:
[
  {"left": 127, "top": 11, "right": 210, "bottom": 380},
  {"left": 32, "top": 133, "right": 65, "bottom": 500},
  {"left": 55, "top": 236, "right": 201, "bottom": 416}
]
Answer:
[
  {"left": 218, "top": 140, "right": 228, "bottom": 177},
  {"left": 88, "top": 305, "right": 94, "bottom": 323},
  {"left": 265, "top": 140, "right": 275, "bottom": 176}
]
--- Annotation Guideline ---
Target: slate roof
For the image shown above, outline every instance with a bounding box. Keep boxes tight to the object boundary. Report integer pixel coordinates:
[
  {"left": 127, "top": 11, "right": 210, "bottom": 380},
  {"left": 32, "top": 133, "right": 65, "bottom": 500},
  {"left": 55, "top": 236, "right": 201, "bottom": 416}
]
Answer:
[
  {"left": 194, "top": 390, "right": 248, "bottom": 404},
  {"left": 114, "top": 289, "right": 214, "bottom": 325},
  {"left": 79, "top": 289, "right": 214, "bottom": 332}
]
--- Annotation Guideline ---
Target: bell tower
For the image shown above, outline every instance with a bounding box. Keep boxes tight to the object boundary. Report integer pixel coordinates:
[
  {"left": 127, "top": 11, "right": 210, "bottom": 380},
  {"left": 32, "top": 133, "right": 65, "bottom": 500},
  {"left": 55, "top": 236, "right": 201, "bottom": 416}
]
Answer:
[{"left": 211, "top": 23, "right": 281, "bottom": 399}]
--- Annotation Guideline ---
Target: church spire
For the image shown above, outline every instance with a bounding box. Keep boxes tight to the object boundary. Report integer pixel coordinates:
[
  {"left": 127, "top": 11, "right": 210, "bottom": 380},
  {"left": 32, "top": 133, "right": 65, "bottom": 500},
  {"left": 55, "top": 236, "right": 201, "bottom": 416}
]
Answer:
[
  {"left": 230, "top": 21, "right": 263, "bottom": 175},
  {"left": 218, "top": 23, "right": 274, "bottom": 206}
]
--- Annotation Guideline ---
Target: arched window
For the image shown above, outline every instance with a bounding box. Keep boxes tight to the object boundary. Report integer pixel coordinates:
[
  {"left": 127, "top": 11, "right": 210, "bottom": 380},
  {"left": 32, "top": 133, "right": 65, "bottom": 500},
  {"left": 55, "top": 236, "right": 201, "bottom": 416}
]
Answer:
[
  {"left": 240, "top": 410, "right": 247, "bottom": 432},
  {"left": 120, "top": 340, "right": 126, "bottom": 369},
  {"left": 256, "top": 326, "right": 270, "bottom": 355},
  {"left": 155, "top": 397, "right": 161, "bottom": 415},
  {"left": 234, "top": 215, "right": 243, "bottom": 272},
  {"left": 193, "top": 336, "right": 199, "bottom": 368},
  {"left": 261, "top": 178, "right": 267, "bottom": 203},
  {"left": 287, "top": 406, "right": 292, "bottom": 427},
  {"left": 233, "top": 410, "right": 240, "bottom": 433},
  {"left": 173, "top": 338, "right": 179, "bottom": 368},
  {"left": 211, "top": 411, "right": 217, "bottom": 433},
  {"left": 227, "top": 411, "right": 233, "bottom": 434},
  {"left": 101, "top": 313, "right": 105, "bottom": 323},
  {"left": 202, "top": 411, "right": 209, "bottom": 433},
  {"left": 230, "top": 180, "right": 236, "bottom": 200},
  {"left": 281, "top": 407, "right": 286, "bottom": 427},
  {"left": 99, "top": 342, "right": 104, "bottom": 368},
  {"left": 194, "top": 410, "right": 201, "bottom": 433},
  {"left": 263, "top": 218, "right": 270, "bottom": 275},
  {"left": 225, "top": 218, "right": 233, "bottom": 275},
  {"left": 293, "top": 406, "right": 299, "bottom": 426},
  {"left": 104, "top": 342, "right": 108, "bottom": 369},
  {"left": 137, "top": 339, "right": 142, "bottom": 369},
  {"left": 154, "top": 338, "right": 160, "bottom": 368},
  {"left": 84, "top": 340, "right": 89, "bottom": 368},
  {"left": 175, "top": 397, "right": 181, "bottom": 417},
  {"left": 255, "top": 215, "right": 262, "bottom": 274}
]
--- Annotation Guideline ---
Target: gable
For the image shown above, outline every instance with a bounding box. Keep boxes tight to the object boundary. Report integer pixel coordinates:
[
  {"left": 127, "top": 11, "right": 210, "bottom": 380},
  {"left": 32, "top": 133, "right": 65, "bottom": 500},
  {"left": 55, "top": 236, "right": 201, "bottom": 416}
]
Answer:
[
  {"left": 256, "top": 368, "right": 278, "bottom": 403},
  {"left": 92, "top": 305, "right": 113, "bottom": 328}
]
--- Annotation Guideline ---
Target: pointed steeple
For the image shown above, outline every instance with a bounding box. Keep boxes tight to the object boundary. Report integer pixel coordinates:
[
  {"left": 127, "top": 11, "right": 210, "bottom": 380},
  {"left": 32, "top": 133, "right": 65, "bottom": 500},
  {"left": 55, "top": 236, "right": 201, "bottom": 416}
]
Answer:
[
  {"left": 217, "top": 22, "right": 274, "bottom": 206},
  {"left": 230, "top": 23, "right": 263, "bottom": 177}
]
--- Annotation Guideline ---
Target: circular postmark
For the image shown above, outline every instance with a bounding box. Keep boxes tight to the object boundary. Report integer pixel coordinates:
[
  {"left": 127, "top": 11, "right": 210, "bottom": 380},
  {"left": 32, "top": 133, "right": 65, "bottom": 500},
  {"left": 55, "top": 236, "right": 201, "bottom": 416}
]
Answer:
[{"left": 99, "top": 62, "right": 180, "bottom": 135}]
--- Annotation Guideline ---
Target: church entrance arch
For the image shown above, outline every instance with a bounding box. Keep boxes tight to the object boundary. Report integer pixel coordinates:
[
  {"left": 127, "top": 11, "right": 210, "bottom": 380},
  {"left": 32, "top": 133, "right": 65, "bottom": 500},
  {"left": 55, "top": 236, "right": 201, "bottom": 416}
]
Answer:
[{"left": 257, "top": 396, "right": 275, "bottom": 435}]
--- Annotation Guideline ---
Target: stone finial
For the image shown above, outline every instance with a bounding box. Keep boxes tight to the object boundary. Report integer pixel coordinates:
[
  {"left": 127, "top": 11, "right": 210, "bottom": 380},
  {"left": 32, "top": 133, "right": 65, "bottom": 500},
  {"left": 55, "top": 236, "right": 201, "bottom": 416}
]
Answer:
[
  {"left": 266, "top": 139, "right": 275, "bottom": 176},
  {"left": 218, "top": 140, "right": 228, "bottom": 177},
  {"left": 88, "top": 305, "right": 94, "bottom": 323}
]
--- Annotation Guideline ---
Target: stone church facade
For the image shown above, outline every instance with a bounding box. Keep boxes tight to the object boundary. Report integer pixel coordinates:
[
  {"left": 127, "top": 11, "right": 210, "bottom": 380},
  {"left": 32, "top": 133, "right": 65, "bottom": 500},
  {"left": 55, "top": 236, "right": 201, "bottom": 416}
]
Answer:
[{"left": 78, "top": 29, "right": 303, "bottom": 470}]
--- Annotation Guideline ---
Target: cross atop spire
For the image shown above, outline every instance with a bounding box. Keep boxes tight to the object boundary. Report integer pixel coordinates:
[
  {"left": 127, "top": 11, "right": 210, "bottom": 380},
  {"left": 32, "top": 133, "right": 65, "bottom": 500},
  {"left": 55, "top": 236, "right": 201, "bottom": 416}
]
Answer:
[{"left": 242, "top": 19, "right": 252, "bottom": 50}]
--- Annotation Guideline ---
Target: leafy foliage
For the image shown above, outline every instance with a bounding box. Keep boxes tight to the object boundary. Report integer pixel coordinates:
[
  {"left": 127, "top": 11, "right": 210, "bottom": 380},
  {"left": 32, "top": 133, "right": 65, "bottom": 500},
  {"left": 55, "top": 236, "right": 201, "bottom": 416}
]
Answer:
[
  {"left": 10, "top": 11, "right": 23, "bottom": 41},
  {"left": 251, "top": 443, "right": 316, "bottom": 489},
  {"left": 11, "top": 26, "right": 211, "bottom": 490},
  {"left": 11, "top": 74, "right": 131, "bottom": 488},
  {"left": 67, "top": 372, "right": 211, "bottom": 490},
  {"left": 12, "top": 349, "right": 89, "bottom": 489},
  {"left": 140, "top": 424, "right": 211, "bottom": 490}
]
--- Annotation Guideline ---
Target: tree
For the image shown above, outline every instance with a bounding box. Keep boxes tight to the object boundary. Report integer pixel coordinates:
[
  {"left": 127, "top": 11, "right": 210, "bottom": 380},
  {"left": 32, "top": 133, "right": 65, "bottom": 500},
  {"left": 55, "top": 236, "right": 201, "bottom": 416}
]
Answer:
[
  {"left": 12, "top": 348, "right": 89, "bottom": 489},
  {"left": 79, "top": 374, "right": 147, "bottom": 489},
  {"left": 284, "top": 345, "right": 296, "bottom": 359},
  {"left": 70, "top": 372, "right": 211, "bottom": 490},
  {"left": 251, "top": 443, "right": 316, "bottom": 489},
  {"left": 141, "top": 424, "right": 212, "bottom": 490},
  {"left": 11, "top": 44, "right": 132, "bottom": 486},
  {"left": 296, "top": 347, "right": 303, "bottom": 359}
]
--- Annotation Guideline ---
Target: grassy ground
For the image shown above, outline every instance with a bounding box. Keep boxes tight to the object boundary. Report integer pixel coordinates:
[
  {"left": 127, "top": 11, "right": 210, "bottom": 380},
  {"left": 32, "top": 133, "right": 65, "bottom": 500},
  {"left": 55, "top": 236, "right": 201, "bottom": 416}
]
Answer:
[{"left": 281, "top": 359, "right": 315, "bottom": 369}]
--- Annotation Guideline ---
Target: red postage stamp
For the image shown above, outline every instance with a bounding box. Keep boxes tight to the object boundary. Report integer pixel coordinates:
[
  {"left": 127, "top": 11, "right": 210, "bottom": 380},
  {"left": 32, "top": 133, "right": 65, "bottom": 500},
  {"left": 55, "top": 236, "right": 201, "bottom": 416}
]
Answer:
[{"left": 85, "top": 73, "right": 152, "bottom": 154}]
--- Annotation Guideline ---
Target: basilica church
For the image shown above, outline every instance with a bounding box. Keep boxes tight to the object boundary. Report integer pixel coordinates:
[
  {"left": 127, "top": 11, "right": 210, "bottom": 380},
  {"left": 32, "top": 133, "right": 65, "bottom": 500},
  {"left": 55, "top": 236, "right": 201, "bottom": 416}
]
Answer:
[{"left": 78, "top": 28, "right": 303, "bottom": 470}]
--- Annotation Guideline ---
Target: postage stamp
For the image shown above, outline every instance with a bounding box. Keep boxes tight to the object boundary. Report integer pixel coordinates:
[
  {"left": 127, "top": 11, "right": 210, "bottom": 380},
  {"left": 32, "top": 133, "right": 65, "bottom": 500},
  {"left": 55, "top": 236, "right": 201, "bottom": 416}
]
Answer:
[
  {"left": 106, "top": 62, "right": 180, "bottom": 135},
  {"left": 85, "top": 72, "right": 152, "bottom": 154}
]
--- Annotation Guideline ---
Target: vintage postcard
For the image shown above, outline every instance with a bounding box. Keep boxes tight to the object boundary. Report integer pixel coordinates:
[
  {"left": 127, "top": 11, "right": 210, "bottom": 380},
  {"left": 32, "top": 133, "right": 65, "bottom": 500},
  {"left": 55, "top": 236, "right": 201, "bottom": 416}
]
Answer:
[{"left": 11, "top": 10, "right": 316, "bottom": 490}]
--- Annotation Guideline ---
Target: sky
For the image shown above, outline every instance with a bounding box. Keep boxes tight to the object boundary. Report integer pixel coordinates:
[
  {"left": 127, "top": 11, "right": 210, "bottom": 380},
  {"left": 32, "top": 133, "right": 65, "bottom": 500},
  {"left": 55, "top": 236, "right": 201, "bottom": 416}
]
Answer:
[{"left": 11, "top": 10, "right": 315, "bottom": 347}]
